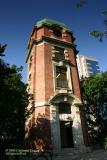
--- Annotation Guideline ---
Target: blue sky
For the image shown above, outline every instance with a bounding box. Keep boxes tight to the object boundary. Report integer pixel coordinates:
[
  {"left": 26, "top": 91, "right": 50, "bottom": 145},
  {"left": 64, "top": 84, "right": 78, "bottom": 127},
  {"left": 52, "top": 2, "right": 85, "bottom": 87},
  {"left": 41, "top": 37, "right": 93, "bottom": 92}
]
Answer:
[{"left": 0, "top": 0, "right": 107, "bottom": 82}]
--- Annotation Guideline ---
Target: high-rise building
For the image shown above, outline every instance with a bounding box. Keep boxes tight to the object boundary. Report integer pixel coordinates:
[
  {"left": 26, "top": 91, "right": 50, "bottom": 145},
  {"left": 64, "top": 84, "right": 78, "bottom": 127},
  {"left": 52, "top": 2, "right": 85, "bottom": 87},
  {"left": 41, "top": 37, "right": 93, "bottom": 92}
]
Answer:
[
  {"left": 25, "top": 19, "right": 88, "bottom": 155},
  {"left": 77, "top": 54, "right": 100, "bottom": 79}
]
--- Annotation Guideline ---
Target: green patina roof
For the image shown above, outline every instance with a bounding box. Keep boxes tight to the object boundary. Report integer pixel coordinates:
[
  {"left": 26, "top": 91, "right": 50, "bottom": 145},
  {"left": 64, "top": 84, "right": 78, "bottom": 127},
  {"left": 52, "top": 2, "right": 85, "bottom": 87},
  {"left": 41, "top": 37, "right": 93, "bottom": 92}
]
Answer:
[{"left": 36, "top": 18, "right": 70, "bottom": 31}]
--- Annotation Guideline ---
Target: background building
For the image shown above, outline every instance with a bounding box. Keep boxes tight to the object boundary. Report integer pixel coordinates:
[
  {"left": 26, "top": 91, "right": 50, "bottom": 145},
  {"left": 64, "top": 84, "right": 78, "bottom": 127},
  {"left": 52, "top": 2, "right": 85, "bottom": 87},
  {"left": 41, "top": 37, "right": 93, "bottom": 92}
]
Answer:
[
  {"left": 25, "top": 19, "right": 88, "bottom": 156},
  {"left": 77, "top": 54, "right": 100, "bottom": 79}
]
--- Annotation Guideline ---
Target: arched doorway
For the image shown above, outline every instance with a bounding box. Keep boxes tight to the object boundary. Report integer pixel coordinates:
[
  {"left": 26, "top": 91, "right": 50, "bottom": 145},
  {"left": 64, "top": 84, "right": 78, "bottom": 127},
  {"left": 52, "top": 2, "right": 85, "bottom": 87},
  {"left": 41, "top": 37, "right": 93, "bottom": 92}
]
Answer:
[{"left": 58, "top": 103, "right": 74, "bottom": 148}]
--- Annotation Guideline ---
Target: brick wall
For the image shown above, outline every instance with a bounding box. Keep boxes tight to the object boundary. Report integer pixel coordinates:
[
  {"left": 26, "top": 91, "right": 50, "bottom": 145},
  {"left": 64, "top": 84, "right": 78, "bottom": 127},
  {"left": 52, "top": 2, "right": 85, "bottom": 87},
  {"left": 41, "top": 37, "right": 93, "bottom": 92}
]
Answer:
[{"left": 68, "top": 49, "right": 81, "bottom": 100}]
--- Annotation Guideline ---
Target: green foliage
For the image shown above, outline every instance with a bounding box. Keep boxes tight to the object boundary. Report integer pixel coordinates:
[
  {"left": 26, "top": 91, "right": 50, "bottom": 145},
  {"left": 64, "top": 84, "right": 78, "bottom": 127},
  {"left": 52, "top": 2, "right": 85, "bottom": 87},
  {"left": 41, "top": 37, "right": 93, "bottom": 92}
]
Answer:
[
  {"left": 102, "top": 11, "right": 107, "bottom": 16},
  {"left": 81, "top": 72, "right": 107, "bottom": 145},
  {"left": 103, "top": 137, "right": 107, "bottom": 145},
  {"left": 0, "top": 44, "right": 34, "bottom": 149},
  {"left": 0, "top": 43, "right": 7, "bottom": 56},
  {"left": 75, "top": 1, "right": 107, "bottom": 41},
  {"left": 75, "top": 0, "right": 86, "bottom": 8},
  {"left": 102, "top": 135, "right": 107, "bottom": 149},
  {"left": 90, "top": 30, "right": 104, "bottom": 42}
]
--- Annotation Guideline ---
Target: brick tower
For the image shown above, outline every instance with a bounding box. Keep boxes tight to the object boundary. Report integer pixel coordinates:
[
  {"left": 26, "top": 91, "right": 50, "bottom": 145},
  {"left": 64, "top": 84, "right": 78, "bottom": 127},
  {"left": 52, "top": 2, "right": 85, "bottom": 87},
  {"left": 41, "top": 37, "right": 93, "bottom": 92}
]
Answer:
[{"left": 25, "top": 19, "right": 88, "bottom": 153}]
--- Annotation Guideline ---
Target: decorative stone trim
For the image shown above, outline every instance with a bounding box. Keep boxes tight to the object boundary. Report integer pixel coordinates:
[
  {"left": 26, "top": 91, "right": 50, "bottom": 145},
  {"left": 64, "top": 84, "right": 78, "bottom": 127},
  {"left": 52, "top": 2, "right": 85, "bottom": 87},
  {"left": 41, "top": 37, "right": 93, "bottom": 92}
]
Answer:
[
  {"left": 35, "top": 101, "right": 49, "bottom": 107},
  {"left": 49, "top": 92, "right": 73, "bottom": 105},
  {"left": 72, "top": 95, "right": 82, "bottom": 106}
]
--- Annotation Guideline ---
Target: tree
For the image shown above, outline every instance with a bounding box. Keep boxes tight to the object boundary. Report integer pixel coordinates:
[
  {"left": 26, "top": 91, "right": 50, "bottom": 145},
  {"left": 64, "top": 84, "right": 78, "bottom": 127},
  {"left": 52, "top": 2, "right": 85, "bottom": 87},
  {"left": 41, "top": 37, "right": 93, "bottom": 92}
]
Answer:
[
  {"left": 0, "top": 44, "right": 34, "bottom": 152},
  {"left": 75, "top": 0, "right": 107, "bottom": 41},
  {"left": 80, "top": 72, "right": 107, "bottom": 145}
]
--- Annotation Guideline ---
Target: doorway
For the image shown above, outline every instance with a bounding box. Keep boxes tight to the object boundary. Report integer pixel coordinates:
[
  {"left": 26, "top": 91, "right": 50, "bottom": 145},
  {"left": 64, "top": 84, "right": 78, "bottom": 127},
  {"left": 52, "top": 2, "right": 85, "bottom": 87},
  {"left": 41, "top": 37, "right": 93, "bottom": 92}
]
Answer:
[{"left": 60, "top": 121, "right": 74, "bottom": 148}]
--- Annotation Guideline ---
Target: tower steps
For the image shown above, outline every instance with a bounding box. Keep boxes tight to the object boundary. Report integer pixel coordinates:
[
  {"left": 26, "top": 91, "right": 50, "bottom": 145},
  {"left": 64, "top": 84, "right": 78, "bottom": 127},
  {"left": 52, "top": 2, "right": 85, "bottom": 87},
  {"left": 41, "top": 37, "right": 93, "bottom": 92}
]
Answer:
[{"left": 53, "top": 147, "right": 92, "bottom": 160}]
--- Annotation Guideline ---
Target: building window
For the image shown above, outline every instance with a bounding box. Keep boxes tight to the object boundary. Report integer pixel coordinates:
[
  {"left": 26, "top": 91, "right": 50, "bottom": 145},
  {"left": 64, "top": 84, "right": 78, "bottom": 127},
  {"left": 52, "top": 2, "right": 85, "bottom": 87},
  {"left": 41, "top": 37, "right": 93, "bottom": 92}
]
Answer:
[
  {"left": 29, "top": 62, "right": 32, "bottom": 71},
  {"left": 56, "top": 66, "right": 67, "bottom": 88},
  {"left": 59, "top": 103, "right": 71, "bottom": 114},
  {"left": 53, "top": 28, "right": 62, "bottom": 37},
  {"left": 51, "top": 25, "right": 62, "bottom": 37},
  {"left": 53, "top": 47, "right": 65, "bottom": 61},
  {"left": 28, "top": 56, "right": 32, "bottom": 71},
  {"left": 28, "top": 73, "right": 31, "bottom": 82}
]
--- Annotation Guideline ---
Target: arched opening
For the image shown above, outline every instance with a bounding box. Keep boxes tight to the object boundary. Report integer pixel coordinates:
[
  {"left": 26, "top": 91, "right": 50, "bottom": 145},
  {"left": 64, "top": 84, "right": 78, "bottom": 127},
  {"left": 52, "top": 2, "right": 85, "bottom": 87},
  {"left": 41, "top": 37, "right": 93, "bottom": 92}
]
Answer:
[{"left": 58, "top": 103, "right": 74, "bottom": 148}]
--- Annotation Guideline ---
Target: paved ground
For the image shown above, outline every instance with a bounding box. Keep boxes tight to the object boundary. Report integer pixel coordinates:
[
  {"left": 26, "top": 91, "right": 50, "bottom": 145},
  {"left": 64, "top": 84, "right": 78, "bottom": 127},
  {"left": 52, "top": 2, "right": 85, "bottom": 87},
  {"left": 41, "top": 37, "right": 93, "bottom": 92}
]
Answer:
[{"left": 72, "top": 149, "right": 107, "bottom": 160}]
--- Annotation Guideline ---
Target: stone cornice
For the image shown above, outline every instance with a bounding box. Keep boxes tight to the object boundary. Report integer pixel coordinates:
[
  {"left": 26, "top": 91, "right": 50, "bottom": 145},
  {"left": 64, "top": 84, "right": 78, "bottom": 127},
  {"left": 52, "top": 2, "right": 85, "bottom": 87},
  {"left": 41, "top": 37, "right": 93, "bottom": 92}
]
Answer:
[
  {"left": 25, "top": 36, "right": 78, "bottom": 63},
  {"left": 42, "top": 36, "right": 77, "bottom": 49}
]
